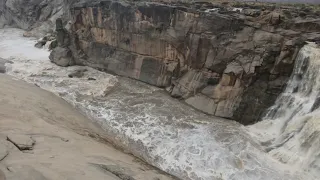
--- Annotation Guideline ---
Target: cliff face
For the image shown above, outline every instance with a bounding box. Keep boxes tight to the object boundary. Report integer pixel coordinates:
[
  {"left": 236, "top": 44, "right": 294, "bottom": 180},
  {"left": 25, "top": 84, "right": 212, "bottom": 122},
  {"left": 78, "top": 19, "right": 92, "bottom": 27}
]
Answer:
[
  {"left": 48, "top": 0, "right": 320, "bottom": 125},
  {"left": 0, "top": 0, "right": 77, "bottom": 37}
]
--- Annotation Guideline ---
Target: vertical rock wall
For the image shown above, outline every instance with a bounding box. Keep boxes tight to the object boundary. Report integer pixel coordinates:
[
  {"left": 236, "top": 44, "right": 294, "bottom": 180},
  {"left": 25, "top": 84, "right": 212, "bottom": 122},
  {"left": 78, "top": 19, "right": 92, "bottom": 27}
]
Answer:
[{"left": 51, "top": 0, "right": 320, "bottom": 124}]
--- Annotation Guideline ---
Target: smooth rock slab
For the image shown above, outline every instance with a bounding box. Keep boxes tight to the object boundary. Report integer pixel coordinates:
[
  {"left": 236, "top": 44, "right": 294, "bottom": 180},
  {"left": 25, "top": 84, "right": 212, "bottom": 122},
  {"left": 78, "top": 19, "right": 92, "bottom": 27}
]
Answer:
[
  {"left": 6, "top": 135, "right": 35, "bottom": 151},
  {"left": 0, "top": 169, "right": 5, "bottom": 180},
  {"left": 6, "top": 165, "right": 47, "bottom": 180},
  {"left": 0, "top": 141, "right": 8, "bottom": 161}
]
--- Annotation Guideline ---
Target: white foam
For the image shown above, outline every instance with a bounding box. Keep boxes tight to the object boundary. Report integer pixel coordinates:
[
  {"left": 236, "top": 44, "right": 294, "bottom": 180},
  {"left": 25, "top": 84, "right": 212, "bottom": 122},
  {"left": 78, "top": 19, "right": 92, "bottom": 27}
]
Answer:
[
  {"left": 0, "top": 28, "right": 311, "bottom": 180},
  {"left": 249, "top": 43, "right": 320, "bottom": 179}
]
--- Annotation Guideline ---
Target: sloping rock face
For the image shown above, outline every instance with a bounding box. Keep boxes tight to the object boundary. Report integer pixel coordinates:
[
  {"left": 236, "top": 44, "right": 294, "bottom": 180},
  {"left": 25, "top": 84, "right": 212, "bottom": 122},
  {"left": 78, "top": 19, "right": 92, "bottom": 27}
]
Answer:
[{"left": 53, "top": 0, "right": 320, "bottom": 124}]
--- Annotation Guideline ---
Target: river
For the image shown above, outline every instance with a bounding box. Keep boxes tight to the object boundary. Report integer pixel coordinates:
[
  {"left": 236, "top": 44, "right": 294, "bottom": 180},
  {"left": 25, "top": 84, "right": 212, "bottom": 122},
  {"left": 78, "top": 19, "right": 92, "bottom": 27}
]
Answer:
[{"left": 0, "top": 28, "right": 318, "bottom": 180}]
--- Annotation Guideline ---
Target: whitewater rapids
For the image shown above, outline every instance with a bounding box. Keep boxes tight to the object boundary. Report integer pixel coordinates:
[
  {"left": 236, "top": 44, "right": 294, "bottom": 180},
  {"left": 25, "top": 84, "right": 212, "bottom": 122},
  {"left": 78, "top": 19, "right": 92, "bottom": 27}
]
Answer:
[{"left": 0, "top": 28, "right": 316, "bottom": 180}]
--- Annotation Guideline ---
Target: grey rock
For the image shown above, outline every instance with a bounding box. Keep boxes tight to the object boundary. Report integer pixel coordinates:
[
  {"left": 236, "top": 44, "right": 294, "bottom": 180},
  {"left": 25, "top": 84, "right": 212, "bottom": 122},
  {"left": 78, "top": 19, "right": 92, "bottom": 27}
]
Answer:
[
  {"left": 0, "top": 140, "right": 8, "bottom": 161},
  {"left": 92, "top": 164, "right": 135, "bottom": 180},
  {"left": 0, "top": 58, "right": 7, "bottom": 73},
  {"left": 243, "top": 9, "right": 261, "bottom": 17},
  {"left": 49, "top": 47, "right": 74, "bottom": 67},
  {"left": 68, "top": 68, "right": 87, "bottom": 78},
  {"left": 34, "top": 40, "right": 46, "bottom": 49},
  {"left": 46, "top": 0, "right": 320, "bottom": 124},
  {"left": 0, "top": 169, "right": 5, "bottom": 180},
  {"left": 6, "top": 134, "right": 35, "bottom": 151},
  {"left": 0, "top": 65, "right": 5, "bottom": 74},
  {"left": 171, "top": 70, "right": 207, "bottom": 98},
  {"left": 185, "top": 95, "right": 217, "bottom": 115},
  {"left": 6, "top": 165, "right": 47, "bottom": 180},
  {"left": 48, "top": 40, "right": 58, "bottom": 50}
]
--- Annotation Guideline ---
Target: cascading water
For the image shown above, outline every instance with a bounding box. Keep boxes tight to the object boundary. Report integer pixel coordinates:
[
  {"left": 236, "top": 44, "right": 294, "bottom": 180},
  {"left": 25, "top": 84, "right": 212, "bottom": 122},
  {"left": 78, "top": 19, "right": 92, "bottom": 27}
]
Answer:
[{"left": 249, "top": 43, "right": 320, "bottom": 179}]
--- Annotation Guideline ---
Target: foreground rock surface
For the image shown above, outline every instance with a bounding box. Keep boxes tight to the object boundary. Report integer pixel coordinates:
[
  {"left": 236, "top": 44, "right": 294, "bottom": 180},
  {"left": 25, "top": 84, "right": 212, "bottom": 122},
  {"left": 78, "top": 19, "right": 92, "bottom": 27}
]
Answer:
[{"left": 0, "top": 74, "right": 174, "bottom": 180}]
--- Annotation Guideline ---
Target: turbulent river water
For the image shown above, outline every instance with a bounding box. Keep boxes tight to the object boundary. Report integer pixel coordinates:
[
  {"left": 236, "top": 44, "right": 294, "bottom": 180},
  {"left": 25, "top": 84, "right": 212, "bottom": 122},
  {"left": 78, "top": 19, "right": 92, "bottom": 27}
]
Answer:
[{"left": 0, "top": 28, "right": 319, "bottom": 180}]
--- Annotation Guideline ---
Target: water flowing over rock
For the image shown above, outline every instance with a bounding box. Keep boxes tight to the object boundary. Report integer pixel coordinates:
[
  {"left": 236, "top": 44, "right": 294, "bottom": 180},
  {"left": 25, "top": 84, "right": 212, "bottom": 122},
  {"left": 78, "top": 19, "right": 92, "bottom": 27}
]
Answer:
[
  {"left": 0, "top": 28, "right": 309, "bottom": 180},
  {"left": 249, "top": 43, "right": 320, "bottom": 179},
  {"left": 0, "top": 0, "right": 320, "bottom": 179}
]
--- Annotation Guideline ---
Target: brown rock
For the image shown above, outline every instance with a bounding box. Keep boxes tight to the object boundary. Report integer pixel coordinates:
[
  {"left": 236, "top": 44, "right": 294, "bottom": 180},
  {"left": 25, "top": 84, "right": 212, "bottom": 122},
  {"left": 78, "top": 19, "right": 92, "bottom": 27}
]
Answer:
[{"left": 269, "top": 12, "right": 282, "bottom": 25}]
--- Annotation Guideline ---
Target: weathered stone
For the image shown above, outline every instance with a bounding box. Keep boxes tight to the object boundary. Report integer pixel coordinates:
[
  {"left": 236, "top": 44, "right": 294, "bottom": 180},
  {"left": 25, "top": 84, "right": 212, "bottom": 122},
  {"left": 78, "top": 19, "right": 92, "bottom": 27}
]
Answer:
[
  {"left": 92, "top": 164, "right": 135, "bottom": 180},
  {"left": 48, "top": 40, "right": 58, "bottom": 50},
  {"left": 45, "top": 0, "right": 320, "bottom": 124},
  {"left": 185, "top": 95, "right": 217, "bottom": 115},
  {"left": 68, "top": 68, "right": 87, "bottom": 78},
  {"left": 6, "top": 134, "right": 35, "bottom": 151},
  {"left": 269, "top": 12, "right": 282, "bottom": 25},
  {"left": 171, "top": 70, "right": 207, "bottom": 98},
  {"left": 6, "top": 165, "right": 48, "bottom": 180},
  {"left": 220, "top": 73, "right": 236, "bottom": 86},
  {"left": 0, "top": 0, "right": 64, "bottom": 37},
  {"left": 243, "top": 9, "right": 261, "bottom": 17},
  {"left": 49, "top": 47, "right": 74, "bottom": 67},
  {"left": 311, "top": 96, "right": 320, "bottom": 112},
  {"left": 0, "top": 140, "right": 8, "bottom": 161},
  {"left": 0, "top": 58, "right": 7, "bottom": 73},
  {"left": 0, "top": 169, "right": 5, "bottom": 180},
  {"left": 34, "top": 40, "right": 46, "bottom": 49}
]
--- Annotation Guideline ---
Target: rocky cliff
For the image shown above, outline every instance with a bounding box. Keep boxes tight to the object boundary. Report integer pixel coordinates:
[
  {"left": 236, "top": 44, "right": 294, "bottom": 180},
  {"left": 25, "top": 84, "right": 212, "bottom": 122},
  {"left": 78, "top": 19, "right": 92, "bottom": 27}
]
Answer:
[
  {"left": 47, "top": 0, "right": 320, "bottom": 124},
  {"left": 0, "top": 0, "right": 77, "bottom": 37}
]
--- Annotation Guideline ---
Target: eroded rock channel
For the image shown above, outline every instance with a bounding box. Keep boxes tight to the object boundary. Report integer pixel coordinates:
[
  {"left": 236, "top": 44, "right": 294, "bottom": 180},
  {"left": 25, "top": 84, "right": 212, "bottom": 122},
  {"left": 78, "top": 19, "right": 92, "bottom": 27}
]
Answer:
[{"left": 0, "top": 0, "right": 320, "bottom": 180}]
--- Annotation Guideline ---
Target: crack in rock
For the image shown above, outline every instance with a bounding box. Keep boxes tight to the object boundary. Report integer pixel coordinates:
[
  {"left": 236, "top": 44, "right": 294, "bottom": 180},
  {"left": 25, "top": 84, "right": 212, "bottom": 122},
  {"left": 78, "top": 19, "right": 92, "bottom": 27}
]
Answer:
[
  {"left": 91, "top": 163, "right": 136, "bottom": 180},
  {"left": 6, "top": 134, "right": 35, "bottom": 151}
]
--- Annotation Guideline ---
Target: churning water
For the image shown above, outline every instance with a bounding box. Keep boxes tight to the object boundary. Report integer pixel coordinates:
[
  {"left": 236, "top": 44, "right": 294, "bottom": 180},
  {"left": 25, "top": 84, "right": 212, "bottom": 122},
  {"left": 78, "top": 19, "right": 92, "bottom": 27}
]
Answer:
[
  {"left": 0, "top": 28, "right": 318, "bottom": 180},
  {"left": 249, "top": 43, "right": 320, "bottom": 179}
]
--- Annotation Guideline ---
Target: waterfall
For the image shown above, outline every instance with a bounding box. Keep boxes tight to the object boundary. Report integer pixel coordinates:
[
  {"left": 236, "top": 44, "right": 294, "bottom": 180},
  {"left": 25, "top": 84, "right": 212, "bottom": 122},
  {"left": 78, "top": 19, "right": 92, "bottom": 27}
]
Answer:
[{"left": 249, "top": 43, "right": 320, "bottom": 179}]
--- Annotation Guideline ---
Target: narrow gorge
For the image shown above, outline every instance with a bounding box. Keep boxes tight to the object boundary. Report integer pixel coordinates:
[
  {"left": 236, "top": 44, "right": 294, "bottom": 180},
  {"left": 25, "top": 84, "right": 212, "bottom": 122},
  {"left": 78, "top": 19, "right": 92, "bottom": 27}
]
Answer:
[{"left": 0, "top": 0, "right": 319, "bottom": 180}]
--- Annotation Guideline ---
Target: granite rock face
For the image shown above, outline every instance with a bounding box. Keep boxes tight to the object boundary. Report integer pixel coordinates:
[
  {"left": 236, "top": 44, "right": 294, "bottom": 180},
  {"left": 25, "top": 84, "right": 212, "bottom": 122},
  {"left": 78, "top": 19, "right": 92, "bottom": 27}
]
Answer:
[{"left": 52, "top": 1, "right": 319, "bottom": 124}]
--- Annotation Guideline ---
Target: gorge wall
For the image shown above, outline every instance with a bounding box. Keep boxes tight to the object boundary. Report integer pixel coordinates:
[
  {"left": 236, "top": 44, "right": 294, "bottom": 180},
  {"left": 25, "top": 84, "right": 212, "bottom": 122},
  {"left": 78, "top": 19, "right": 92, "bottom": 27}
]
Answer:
[
  {"left": 50, "top": 0, "right": 320, "bottom": 124},
  {"left": 0, "top": 0, "right": 77, "bottom": 37}
]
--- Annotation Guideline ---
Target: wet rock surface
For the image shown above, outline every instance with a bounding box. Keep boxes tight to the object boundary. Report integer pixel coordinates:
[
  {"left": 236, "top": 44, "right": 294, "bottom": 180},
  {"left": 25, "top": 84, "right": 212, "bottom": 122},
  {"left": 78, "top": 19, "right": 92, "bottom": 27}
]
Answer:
[
  {"left": 0, "top": 58, "right": 6, "bottom": 73},
  {"left": 0, "top": 28, "right": 312, "bottom": 180},
  {"left": 49, "top": 46, "right": 74, "bottom": 67}
]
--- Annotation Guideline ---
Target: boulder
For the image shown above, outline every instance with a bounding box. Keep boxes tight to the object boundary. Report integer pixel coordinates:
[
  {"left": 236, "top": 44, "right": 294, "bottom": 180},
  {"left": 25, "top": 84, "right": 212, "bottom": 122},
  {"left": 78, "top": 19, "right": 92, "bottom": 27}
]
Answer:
[
  {"left": 34, "top": 40, "right": 46, "bottom": 49},
  {"left": 48, "top": 40, "right": 58, "bottom": 50},
  {"left": 49, "top": 47, "right": 74, "bottom": 67},
  {"left": 269, "top": 12, "right": 282, "bottom": 25}
]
